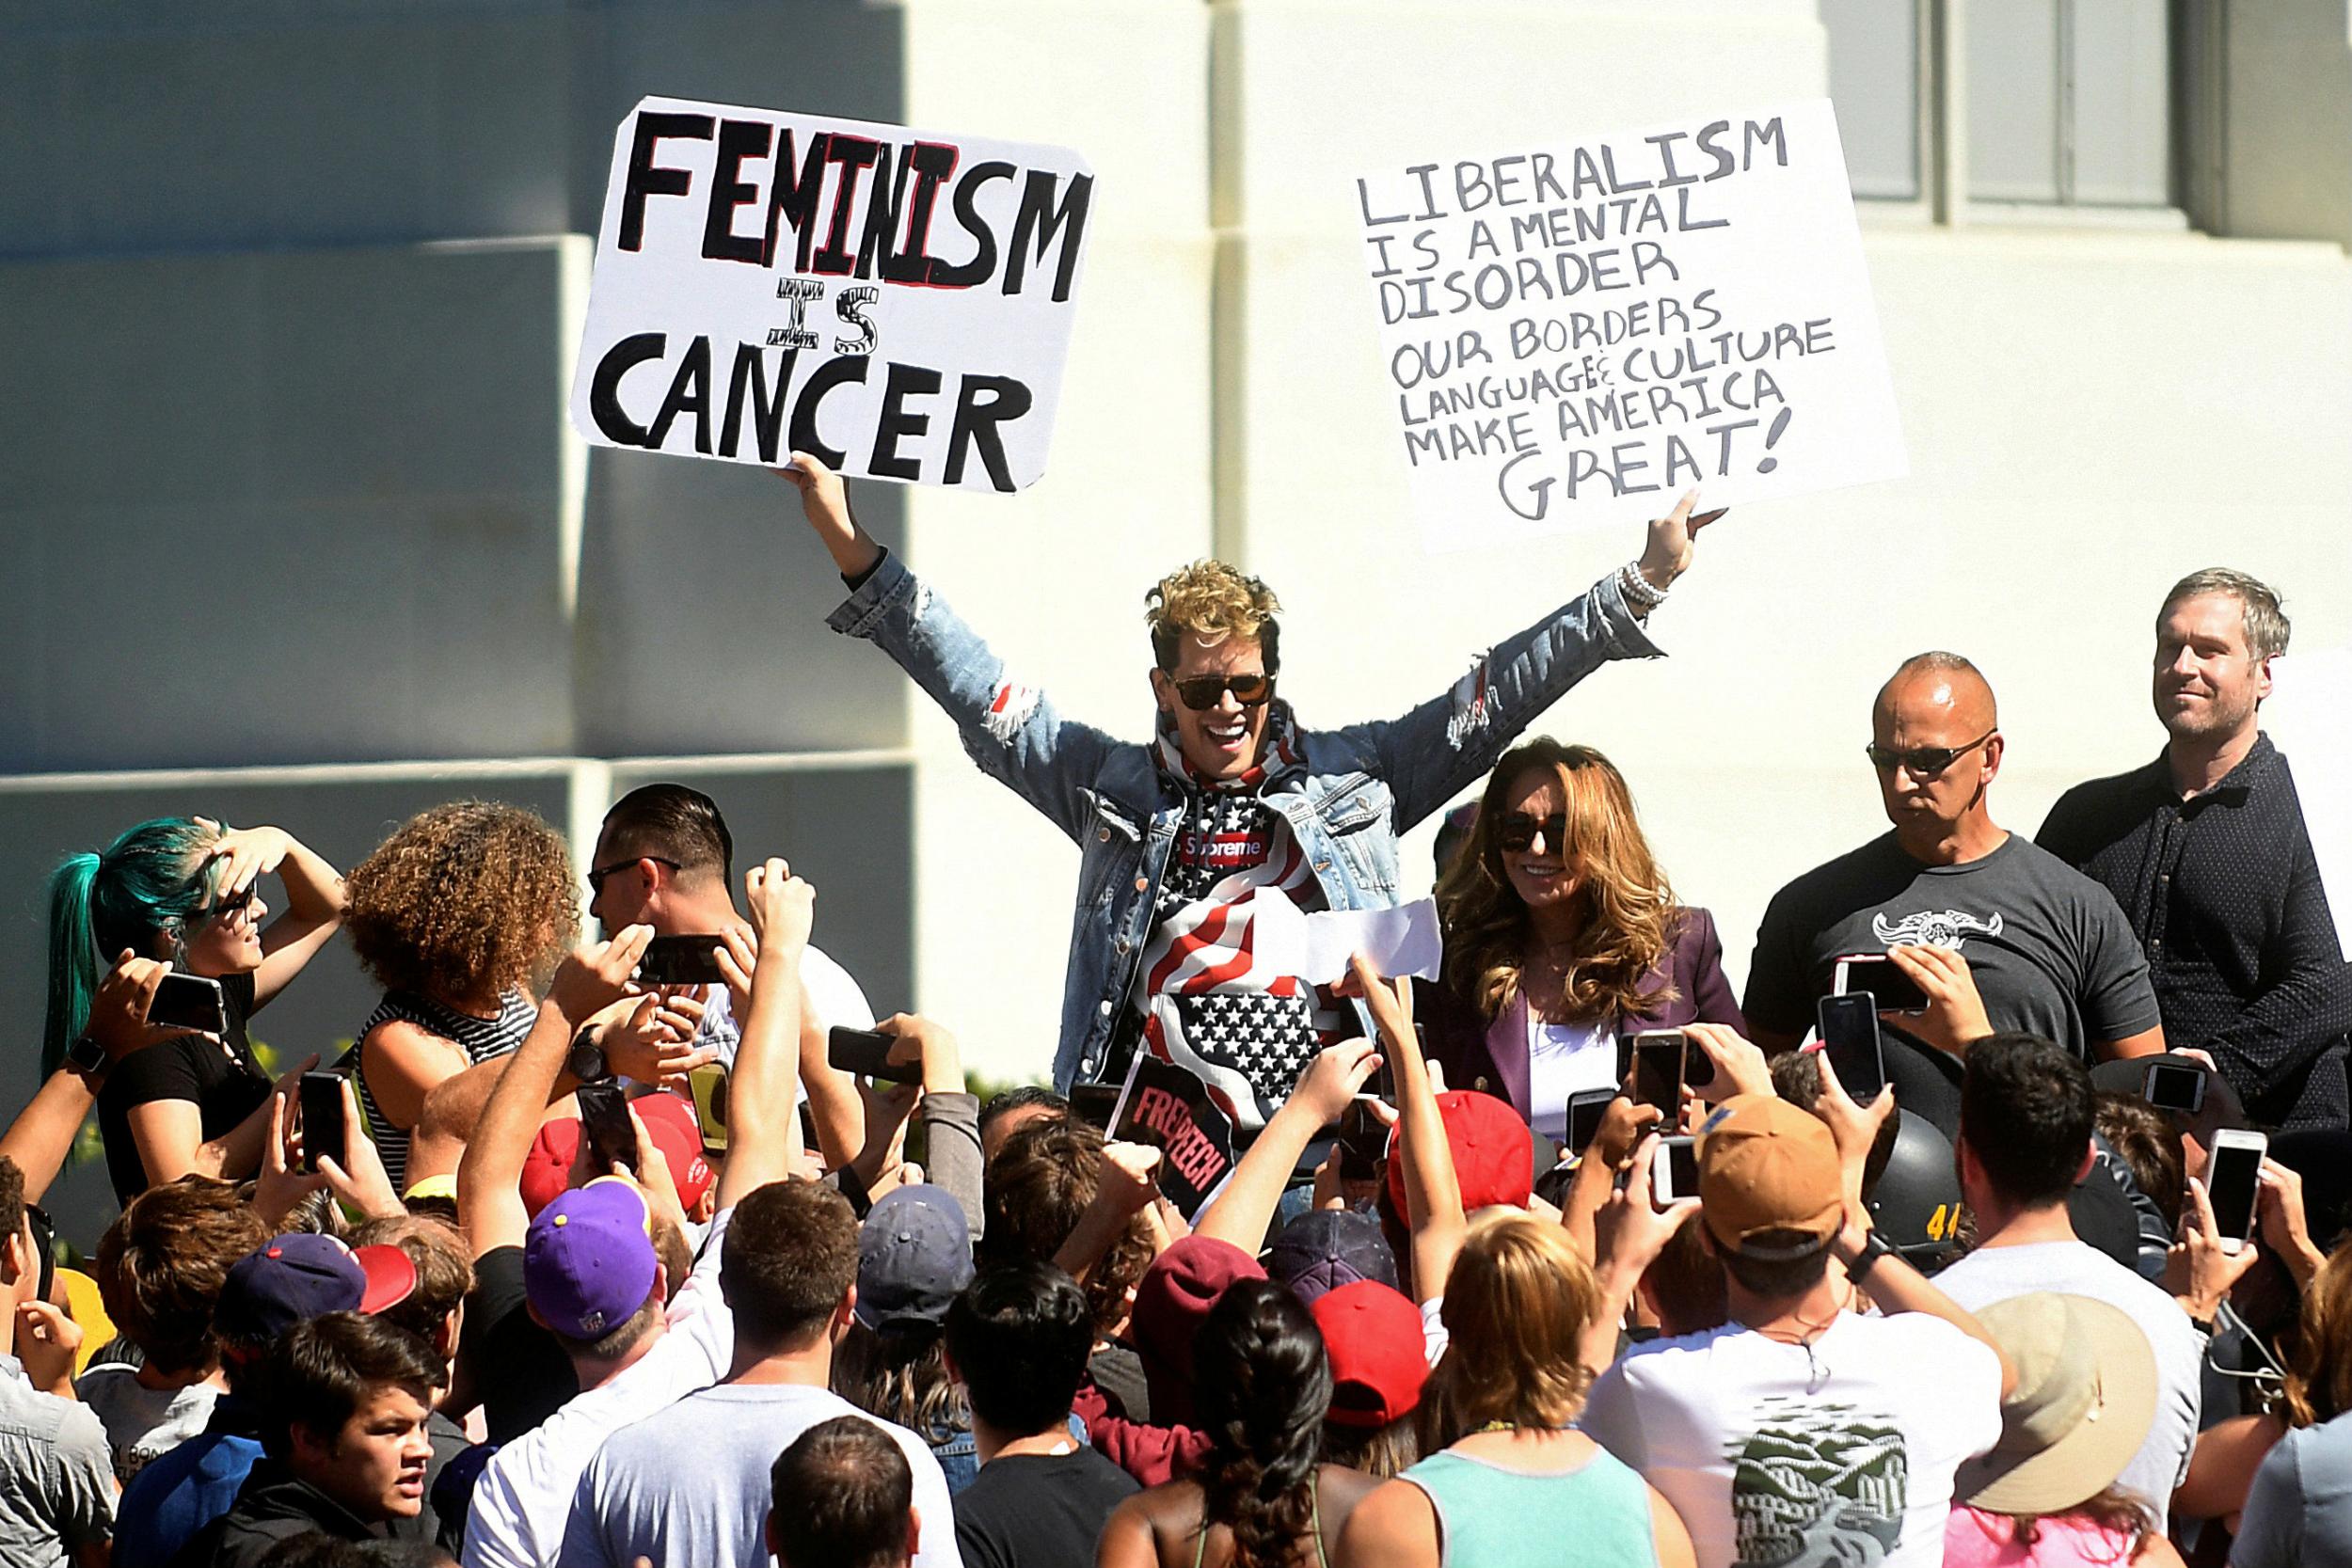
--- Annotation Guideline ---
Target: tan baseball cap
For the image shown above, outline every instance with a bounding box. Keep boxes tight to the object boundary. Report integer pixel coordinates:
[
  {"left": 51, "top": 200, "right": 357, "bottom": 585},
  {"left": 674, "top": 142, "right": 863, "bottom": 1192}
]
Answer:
[{"left": 1696, "top": 1094, "right": 1846, "bottom": 1259}]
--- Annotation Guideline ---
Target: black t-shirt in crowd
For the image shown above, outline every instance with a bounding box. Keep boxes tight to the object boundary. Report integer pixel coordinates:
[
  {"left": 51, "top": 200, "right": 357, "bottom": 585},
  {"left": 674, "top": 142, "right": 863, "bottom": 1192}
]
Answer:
[
  {"left": 954, "top": 1448, "right": 1140, "bottom": 1568},
  {"left": 1744, "top": 832, "right": 2162, "bottom": 1058},
  {"left": 96, "top": 970, "right": 269, "bottom": 1204},
  {"left": 457, "top": 1244, "right": 578, "bottom": 1446}
]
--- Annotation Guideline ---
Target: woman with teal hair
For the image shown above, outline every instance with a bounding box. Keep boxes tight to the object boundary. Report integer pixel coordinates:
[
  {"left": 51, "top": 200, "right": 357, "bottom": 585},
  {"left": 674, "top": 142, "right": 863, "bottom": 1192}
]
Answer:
[{"left": 42, "top": 816, "right": 348, "bottom": 1203}]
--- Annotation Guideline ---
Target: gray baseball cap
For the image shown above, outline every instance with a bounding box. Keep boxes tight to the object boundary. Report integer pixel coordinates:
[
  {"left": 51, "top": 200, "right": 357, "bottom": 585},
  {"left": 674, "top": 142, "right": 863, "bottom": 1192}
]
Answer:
[{"left": 854, "top": 1184, "right": 975, "bottom": 1334}]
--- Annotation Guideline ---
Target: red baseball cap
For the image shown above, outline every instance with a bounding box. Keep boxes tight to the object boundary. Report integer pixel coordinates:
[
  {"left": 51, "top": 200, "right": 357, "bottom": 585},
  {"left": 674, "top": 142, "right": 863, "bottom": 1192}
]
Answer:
[
  {"left": 1131, "top": 1237, "right": 1265, "bottom": 1427},
  {"left": 1385, "top": 1090, "right": 1534, "bottom": 1216},
  {"left": 1312, "top": 1280, "right": 1428, "bottom": 1429},
  {"left": 631, "top": 1092, "right": 715, "bottom": 1212},
  {"left": 520, "top": 1095, "right": 714, "bottom": 1218}
]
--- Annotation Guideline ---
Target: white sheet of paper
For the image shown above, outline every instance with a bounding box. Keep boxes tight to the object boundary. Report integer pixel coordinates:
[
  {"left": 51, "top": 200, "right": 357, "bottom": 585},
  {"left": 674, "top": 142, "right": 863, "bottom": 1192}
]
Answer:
[
  {"left": 1302, "top": 899, "right": 1445, "bottom": 986},
  {"left": 2265, "top": 648, "right": 2352, "bottom": 962},
  {"left": 1354, "top": 99, "right": 1906, "bottom": 551}
]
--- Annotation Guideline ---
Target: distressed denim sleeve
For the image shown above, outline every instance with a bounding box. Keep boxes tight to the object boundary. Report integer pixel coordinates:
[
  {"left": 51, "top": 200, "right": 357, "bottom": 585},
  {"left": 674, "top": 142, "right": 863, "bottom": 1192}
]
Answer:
[
  {"left": 828, "top": 551, "right": 1121, "bottom": 844},
  {"left": 1345, "top": 567, "right": 1664, "bottom": 832}
]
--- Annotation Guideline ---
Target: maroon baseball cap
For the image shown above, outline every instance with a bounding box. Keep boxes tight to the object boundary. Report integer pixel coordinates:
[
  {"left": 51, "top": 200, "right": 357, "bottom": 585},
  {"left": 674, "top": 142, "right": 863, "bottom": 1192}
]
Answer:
[
  {"left": 1385, "top": 1090, "right": 1534, "bottom": 1215},
  {"left": 1312, "top": 1280, "right": 1428, "bottom": 1429},
  {"left": 1131, "top": 1236, "right": 1265, "bottom": 1427}
]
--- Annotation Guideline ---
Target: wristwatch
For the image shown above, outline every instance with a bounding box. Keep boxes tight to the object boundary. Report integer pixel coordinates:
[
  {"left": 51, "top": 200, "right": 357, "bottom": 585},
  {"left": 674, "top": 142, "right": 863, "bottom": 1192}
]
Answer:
[
  {"left": 62, "top": 1036, "right": 109, "bottom": 1079},
  {"left": 565, "top": 1028, "right": 612, "bottom": 1085},
  {"left": 1846, "top": 1227, "right": 1899, "bottom": 1283}
]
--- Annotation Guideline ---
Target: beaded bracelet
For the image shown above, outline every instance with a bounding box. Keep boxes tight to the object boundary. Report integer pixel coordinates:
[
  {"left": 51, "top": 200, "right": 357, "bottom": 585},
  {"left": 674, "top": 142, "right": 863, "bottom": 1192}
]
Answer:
[{"left": 1617, "top": 561, "right": 1670, "bottom": 610}]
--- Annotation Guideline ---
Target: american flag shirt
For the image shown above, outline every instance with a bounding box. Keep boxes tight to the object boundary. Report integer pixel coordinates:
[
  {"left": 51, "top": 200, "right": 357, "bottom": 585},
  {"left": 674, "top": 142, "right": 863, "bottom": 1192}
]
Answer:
[{"left": 1128, "top": 705, "right": 1359, "bottom": 1130}]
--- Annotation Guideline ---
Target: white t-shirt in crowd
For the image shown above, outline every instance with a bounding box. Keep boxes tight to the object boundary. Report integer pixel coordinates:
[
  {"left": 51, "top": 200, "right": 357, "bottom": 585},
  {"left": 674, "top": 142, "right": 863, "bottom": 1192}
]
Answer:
[
  {"left": 560, "top": 1382, "right": 961, "bottom": 1568},
  {"left": 460, "top": 1207, "right": 737, "bottom": 1568},
  {"left": 72, "top": 1364, "right": 219, "bottom": 1484},
  {"left": 689, "top": 943, "right": 875, "bottom": 1105},
  {"left": 1581, "top": 1312, "right": 2002, "bottom": 1568},
  {"left": 1525, "top": 1013, "right": 1615, "bottom": 1144},
  {"left": 1932, "top": 1237, "right": 2204, "bottom": 1524}
]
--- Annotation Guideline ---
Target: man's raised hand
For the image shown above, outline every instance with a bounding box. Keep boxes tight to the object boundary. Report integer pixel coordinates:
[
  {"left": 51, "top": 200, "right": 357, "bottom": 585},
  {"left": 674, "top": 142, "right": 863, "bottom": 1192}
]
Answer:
[
  {"left": 744, "top": 859, "right": 815, "bottom": 954},
  {"left": 777, "top": 451, "right": 882, "bottom": 578},
  {"left": 548, "top": 926, "right": 653, "bottom": 1025},
  {"left": 1637, "top": 489, "right": 1728, "bottom": 593}
]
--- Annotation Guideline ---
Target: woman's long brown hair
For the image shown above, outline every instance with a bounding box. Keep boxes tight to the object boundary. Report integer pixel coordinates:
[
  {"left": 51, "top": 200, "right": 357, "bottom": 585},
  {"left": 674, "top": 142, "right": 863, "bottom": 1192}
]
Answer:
[{"left": 1437, "top": 738, "right": 1679, "bottom": 1024}]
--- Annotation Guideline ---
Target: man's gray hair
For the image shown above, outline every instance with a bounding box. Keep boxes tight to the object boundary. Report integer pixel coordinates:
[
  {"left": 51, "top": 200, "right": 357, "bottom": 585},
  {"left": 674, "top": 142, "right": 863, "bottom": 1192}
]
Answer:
[{"left": 2161, "top": 569, "right": 2291, "bottom": 661}]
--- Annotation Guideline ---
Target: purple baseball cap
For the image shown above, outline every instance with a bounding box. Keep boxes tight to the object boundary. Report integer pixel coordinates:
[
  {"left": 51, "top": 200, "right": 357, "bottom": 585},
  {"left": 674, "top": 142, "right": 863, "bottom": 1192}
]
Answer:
[
  {"left": 217, "top": 1233, "right": 417, "bottom": 1347},
  {"left": 1264, "top": 1210, "right": 1398, "bottom": 1305},
  {"left": 525, "top": 1178, "right": 659, "bottom": 1340}
]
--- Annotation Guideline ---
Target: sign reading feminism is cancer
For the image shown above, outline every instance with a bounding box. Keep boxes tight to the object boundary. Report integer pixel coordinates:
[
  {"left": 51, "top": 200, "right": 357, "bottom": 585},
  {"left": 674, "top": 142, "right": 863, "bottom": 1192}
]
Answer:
[
  {"left": 1356, "top": 99, "right": 1906, "bottom": 550},
  {"left": 570, "top": 96, "right": 1094, "bottom": 492}
]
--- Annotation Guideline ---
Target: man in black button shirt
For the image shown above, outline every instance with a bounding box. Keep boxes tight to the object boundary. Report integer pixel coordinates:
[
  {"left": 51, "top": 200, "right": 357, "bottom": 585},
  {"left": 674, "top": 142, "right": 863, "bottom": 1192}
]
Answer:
[{"left": 2041, "top": 569, "right": 2352, "bottom": 1132}]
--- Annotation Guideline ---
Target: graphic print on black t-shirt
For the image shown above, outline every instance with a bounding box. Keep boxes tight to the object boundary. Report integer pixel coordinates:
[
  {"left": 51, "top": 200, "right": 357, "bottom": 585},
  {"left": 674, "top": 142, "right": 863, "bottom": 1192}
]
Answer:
[
  {"left": 1728, "top": 1397, "right": 1907, "bottom": 1568},
  {"left": 1869, "top": 909, "right": 2002, "bottom": 949}
]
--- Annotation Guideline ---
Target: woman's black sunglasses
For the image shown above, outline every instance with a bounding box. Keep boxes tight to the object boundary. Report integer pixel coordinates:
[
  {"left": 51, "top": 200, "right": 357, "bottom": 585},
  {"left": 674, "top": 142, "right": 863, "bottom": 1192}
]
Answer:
[{"left": 1496, "top": 813, "right": 1569, "bottom": 853}]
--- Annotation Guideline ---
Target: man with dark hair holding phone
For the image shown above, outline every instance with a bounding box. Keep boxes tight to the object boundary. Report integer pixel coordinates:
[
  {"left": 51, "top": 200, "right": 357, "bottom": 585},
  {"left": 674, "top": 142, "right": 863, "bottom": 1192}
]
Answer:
[
  {"left": 1744, "top": 653, "right": 2165, "bottom": 1091},
  {"left": 2039, "top": 569, "right": 2352, "bottom": 1133},
  {"left": 782, "top": 453, "right": 1722, "bottom": 1125},
  {"left": 1933, "top": 1033, "right": 2230, "bottom": 1530},
  {"left": 580, "top": 782, "right": 875, "bottom": 1160}
]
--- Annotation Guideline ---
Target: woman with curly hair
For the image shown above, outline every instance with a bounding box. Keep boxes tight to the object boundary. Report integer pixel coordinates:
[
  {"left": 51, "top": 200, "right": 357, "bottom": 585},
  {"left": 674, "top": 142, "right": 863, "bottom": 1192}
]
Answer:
[
  {"left": 42, "top": 816, "right": 346, "bottom": 1201},
  {"left": 1417, "top": 740, "right": 1741, "bottom": 1142},
  {"left": 1098, "top": 1279, "right": 1377, "bottom": 1568},
  {"left": 342, "top": 800, "right": 576, "bottom": 1192},
  {"left": 1337, "top": 1212, "right": 1693, "bottom": 1568}
]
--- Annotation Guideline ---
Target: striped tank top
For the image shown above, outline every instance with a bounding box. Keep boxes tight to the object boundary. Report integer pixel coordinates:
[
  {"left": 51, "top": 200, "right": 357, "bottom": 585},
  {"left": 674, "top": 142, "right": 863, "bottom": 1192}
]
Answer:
[{"left": 349, "top": 988, "right": 536, "bottom": 1192}]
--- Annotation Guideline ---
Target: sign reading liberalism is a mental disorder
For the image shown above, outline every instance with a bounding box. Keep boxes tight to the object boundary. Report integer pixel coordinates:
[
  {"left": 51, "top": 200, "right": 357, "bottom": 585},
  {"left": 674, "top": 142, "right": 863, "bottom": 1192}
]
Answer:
[
  {"left": 1357, "top": 100, "right": 1905, "bottom": 550},
  {"left": 570, "top": 97, "right": 1094, "bottom": 492}
]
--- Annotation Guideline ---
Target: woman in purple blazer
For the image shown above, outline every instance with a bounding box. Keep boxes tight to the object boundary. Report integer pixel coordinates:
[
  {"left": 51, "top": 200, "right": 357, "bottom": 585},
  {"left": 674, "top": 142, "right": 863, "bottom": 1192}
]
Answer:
[{"left": 1417, "top": 738, "right": 1743, "bottom": 1141}]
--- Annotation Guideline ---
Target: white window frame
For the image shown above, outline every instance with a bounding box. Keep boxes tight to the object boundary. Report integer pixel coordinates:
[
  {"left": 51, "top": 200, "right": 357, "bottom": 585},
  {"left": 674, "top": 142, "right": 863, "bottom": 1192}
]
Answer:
[{"left": 1851, "top": 0, "right": 2193, "bottom": 232}]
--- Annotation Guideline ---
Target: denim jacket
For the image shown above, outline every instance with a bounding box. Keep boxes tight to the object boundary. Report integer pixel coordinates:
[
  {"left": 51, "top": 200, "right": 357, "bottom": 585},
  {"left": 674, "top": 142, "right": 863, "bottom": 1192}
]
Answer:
[{"left": 827, "top": 551, "right": 1665, "bottom": 1090}]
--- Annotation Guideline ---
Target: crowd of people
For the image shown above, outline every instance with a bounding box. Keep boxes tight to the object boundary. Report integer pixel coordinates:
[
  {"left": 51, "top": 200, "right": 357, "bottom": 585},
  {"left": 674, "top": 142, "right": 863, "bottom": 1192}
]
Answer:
[{"left": 0, "top": 458, "right": 2343, "bottom": 1568}]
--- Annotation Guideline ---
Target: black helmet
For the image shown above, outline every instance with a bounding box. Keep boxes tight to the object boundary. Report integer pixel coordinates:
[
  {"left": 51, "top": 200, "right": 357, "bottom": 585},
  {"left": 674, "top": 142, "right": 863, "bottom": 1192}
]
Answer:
[{"left": 1867, "top": 1109, "right": 1963, "bottom": 1262}]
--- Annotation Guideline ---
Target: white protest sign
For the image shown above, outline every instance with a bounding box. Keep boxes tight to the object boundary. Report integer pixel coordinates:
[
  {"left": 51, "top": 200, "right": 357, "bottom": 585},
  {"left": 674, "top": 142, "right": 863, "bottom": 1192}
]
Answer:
[
  {"left": 570, "top": 97, "right": 1094, "bottom": 492},
  {"left": 1355, "top": 99, "right": 1906, "bottom": 550},
  {"left": 2265, "top": 648, "right": 2352, "bottom": 962}
]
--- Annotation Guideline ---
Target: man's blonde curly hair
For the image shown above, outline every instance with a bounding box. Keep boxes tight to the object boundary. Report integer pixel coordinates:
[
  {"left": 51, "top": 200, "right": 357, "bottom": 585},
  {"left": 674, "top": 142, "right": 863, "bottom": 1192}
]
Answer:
[{"left": 1145, "top": 560, "right": 1282, "bottom": 673}]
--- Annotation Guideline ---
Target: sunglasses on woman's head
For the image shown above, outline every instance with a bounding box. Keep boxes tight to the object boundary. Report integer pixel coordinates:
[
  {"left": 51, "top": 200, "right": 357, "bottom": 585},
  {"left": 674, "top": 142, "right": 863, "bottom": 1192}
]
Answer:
[
  {"left": 1497, "top": 814, "right": 1569, "bottom": 853},
  {"left": 1170, "top": 673, "right": 1274, "bottom": 712}
]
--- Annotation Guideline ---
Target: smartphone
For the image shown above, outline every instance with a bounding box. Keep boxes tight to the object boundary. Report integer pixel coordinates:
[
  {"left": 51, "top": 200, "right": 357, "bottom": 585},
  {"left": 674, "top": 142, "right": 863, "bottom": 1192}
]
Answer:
[
  {"left": 1630, "top": 1031, "right": 1686, "bottom": 1115},
  {"left": 576, "top": 1080, "right": 641, "bottom": 1176},
  {"left": 1835, "top": 952, "right": 1931, "bottom": 1015},
  {"left": 688, "top": 1063, "right": 730, "bottom": 1153},
  {"left": 2143, "top": 1059, "right": 2208, "bottom": 1116},
  {"left": 1339, "top": 1100, "right": 1388, "bottom": 1180},
  {"left": 2204, "top": 1130, "right": 2266, "bottom": 1255},
  {"left": 149, "top": 973, "right": 229, "bottom": 1035},
  {"left": 298, "top": 1072, "right": 346, "bottom": 1174},
  {"left": 1069, "top": 1084, "right": 1121, "bottom": 1131},
  {"left": 1650, "top": 1134, "right": 1699, "bottom": 1208},
  {"left": 1565, "top": 1087, "right": 1617, "bottom": 1158},
  {"left": 827, "top": 1026, "right": 922, "bottom": 1085},
  {"left": 637, "top": 935, "right": 726, "bottom": 987},
  {"left": 1815, "top": 992, "right": 1886, "bottom": 1100}
]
